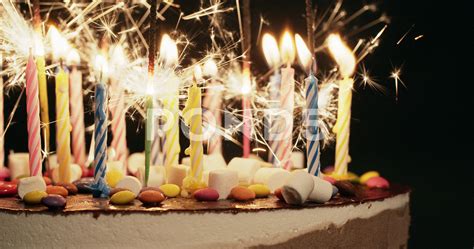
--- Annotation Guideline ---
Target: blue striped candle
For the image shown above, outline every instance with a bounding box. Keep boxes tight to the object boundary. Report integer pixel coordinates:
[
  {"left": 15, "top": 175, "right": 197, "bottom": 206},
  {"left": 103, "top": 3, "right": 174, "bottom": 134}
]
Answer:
[
  {"left": 92, "top": 83, "right": 109, "bottom": 197},
  {"left": 306, "top": 69, "right": 321, "bottom": 177}
]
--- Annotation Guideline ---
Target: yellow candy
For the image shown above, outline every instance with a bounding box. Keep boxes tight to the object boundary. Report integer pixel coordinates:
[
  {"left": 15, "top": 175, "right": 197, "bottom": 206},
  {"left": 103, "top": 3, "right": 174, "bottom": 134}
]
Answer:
[
  {"left": 110, "top": 190, "right": 136, "bottom": 205},
  {"left": 360, "top": 171, "right": 380, "bottom": 184},
  {"left": 248, "top": 184, "right": 271, "bottom": 198},
  {"left": 330, "top": 172, "right": 359, "bottom": 182},
  {"left": 159, "top": 184, "right": 181, "bottom": 198},
  {"left": 23, "top": 191, "right": 48, "bottom": 204},
  {"left": 106, "top": 169, "right": 125, "bottom": 188}
]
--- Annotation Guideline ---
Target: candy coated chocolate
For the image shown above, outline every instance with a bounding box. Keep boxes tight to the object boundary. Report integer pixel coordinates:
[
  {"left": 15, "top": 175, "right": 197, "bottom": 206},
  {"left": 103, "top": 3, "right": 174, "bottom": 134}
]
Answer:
[
  {"left": 334, "top": 181, "right": 356, "bottom": 197},
  {"left": 366, "top": 176, "right": 390, "bottom": 189},
  {"left": 248, "top": 184, "right": 271, "bottom": 198},
  {"left": 193, "top": 188, "right": 219, "bottom": 201},
  {"left": 56, "top": 183, "right": 78, "bottom": 195},
  {"left": 0, "top": 183, "right": 17, "bottom": 197},
  {"left": 73, "top": 178, "right": 94, "bottom": 194},
  {"left": 138, "top": 190, "right": 166, "bottom": 205},
  {"left": 230, "top": 186, "right": 255, "bottom": 201},
  {"left": 159, "top": 184, "right": 180, "bottom": 198},
  {"left": 41, "top": 194, "right": 67, "bottom": 209},
  {"left": 46, "top": 186, "right": 68, "bottom": 197},
  {"left": 110, "top": 190, "right": 136, "bottom": 205},
  {"left": 24, "top": 191, "right": 48, "bottom": 204},
  {"left": 274, "top": 188, "right": 285, "bottom": 201}
]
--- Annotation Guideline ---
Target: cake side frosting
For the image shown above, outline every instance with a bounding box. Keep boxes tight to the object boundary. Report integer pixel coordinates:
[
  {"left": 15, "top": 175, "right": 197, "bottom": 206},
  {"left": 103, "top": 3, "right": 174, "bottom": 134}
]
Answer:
[{"left": 0, "top": 193, "right": 409, "bottom": 249}]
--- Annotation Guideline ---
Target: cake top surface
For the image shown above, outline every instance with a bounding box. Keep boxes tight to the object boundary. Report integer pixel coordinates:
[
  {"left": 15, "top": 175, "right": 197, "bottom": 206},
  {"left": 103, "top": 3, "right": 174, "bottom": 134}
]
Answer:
[{"left": 0, "top": 184, "right": 410, "bottom": 215}]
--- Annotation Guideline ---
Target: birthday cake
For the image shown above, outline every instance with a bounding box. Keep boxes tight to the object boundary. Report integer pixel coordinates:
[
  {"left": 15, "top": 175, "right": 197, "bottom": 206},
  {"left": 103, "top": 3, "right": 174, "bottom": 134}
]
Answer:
[{"left": 0, "top": 0, "right": 411, "bottom": 248}]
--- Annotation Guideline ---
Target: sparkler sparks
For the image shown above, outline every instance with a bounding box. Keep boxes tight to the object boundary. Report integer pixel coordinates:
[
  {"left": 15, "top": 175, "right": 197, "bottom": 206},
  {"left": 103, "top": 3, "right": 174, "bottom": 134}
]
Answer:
[{"left": 0, "top": 0, "right": 406, "bottom": 161}]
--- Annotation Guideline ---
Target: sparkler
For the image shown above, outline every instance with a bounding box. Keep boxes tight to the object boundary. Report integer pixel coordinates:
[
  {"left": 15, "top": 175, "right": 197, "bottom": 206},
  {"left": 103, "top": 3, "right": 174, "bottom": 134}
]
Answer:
[{"left": 0, "top": 0, "right": 406, "bottom": 177}]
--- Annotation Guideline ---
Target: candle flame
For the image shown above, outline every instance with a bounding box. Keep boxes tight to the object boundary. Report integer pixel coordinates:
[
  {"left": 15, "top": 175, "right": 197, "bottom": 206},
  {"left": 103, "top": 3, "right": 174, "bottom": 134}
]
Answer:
[
  {"left": 48, "top": 26, "right": 69, "bottom": 61},
  {"left": 159, "top": 34, "right": 178, "bottom": 68},
  {"left": 280, "top": 31, "right": 295, "bottom": 66},
  {"left": 33, "top": 33, "right": 44, "bottom": 57},
  {"left": 241, "top": 67, "right": 251, "bottom": 95},
  {"left": 262, "top": 33, "right": 280, "bottom": 68},
  {"left": 295, "top": 34, "right": 312, "bottom": 71},
  {"left": 193, "top": 65, "right": 203, "bottom": 81},
  {"left": 110, "top": 44, "right": 126, "bottom": 67},
  {"left": 327, "top": 34, "right": 356, "bottom": 78},
  {"left": 94, "top": 54, "right": 108, "bottom": 75},
  {"left": 66, "top": 49, "right": 80, "bottom": 65},
  {"left": 203, "top": 58, "right": 218, "bottom": 77}
]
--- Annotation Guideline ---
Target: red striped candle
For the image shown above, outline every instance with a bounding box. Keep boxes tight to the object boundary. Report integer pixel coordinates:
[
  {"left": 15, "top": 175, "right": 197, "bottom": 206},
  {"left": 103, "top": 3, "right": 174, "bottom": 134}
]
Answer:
[
  {"left": 25, "top": 53, "right": 42, "bottom": 176},
  {"left": 110, "top": 78, "right": 127, "bottom": 168}
]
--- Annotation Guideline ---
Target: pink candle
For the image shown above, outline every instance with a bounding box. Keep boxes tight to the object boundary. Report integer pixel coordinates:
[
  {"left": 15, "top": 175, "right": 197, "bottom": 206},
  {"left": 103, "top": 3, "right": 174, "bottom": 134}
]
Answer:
[
  {"left": 110, "top": 78, "right": 127, "bottom": 167},
  {"left": 0, "top": 54, "right": 5, "bottom": 177},
  {"left": 68, "top": 50, "right": 87, "bottom": 173},
  {"left": 25, "top": 53, "right": 42, "bottom": 176}
]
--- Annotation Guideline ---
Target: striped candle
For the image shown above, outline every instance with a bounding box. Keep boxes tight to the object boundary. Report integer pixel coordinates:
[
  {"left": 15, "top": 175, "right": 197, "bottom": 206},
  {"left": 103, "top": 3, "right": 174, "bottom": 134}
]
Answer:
[
  {"left": 183, "top": 82, "right": 203, "bottom": 181},
  {"left": 305, "top": 72, "right": 321, "bottom": 176},
  {"left": 55, "top": 66, "right": 71, "bottom": 183},
  {"left": 92, "top": 83, "right": 109, "bottom": 197},
  {"left": 151, "top": 100, "right": 162, "bottom": 166},
  {"left": 162, "top": 94, "right": 180, "bottom": 170},
  {"left": 69, "top": 64, "right": 87, "bottom": 172},
  {"left": 25, "top": 53, "right": 42, "bottom": 177},
  {"left": 109, "top": 79, "right": 127, "bottom": 167},
  {"left": 0, "top": 54, "right": 4, "bottom": 170},
  {"left": 203, "top": 83, "right": 223, "bottom": 155},
  {"left": 276, "top": 66, "right": 294, "bottom": 170},
  {"left": 36, "top": 55, "right": 50, "bottom": 167},
  {"left": 144, "top": 95, "right": 153, "bottom": 186},
  {"left": 333, "top": 78, "right": 353, "bottom": 176},
  {"left": 267, "top": 72, "right": 281, "bottom": 164}
]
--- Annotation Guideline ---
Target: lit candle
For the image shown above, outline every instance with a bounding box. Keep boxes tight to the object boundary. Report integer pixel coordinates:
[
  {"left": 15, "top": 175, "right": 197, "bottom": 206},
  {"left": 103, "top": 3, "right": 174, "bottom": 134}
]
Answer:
[
  {"left": 262, "top": 33, "right": 281, "bottom": 165},
  {"left": 242, "top": 66, "right": 252, "bottom": 158},
  {"left": 50, "top": 28, "right": 72, "bottom": 183},
  {"left": 33, "top": 1, "right": 50, "bottom": 175},
  {"left": 25, "top": 51, "right": 42, "bottom": 177},
  {"left": 182, "top": 68, "right": 204, "bottom": 192},
  {"left": 202, "top": 58, "right": 223, "bottom": 155},
  {"left": 67, "top": 49, "right": 87, "bottom": 175},
  {"left": 159, "top": 34, "right": 180, "bottom": 176},
  {"left": 295, "top": 34, "right": 321, "bottom": 177},
  {"left": 327, "top": 34, "right": 356, "bottom": 177},
  {"left": 277, "top": 31, "right": 296, "bottom": 170},
  {"left": 92, "top": 54, "right": 109, "bottom": 197},
  {"left": 0, "top": 53, "right": 5, "bottom": 177},
  {"left": 109, "top": 45, "right": 128, "bottom": 171}
]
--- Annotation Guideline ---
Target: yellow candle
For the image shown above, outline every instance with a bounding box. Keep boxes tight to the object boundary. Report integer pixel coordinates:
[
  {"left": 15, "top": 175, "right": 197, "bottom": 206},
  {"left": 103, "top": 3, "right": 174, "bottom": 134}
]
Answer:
[
  {"left": 333, "top": 78, "right": 353, "bottom": 176},
  {"left": 182, "top": 82, "right": 204, "bottom": 191},
  {"left": 327, "top": 34, "right": 356, "bottom": 178},
  {"left": 162, "top": 94, "right": 180, "bottom": 171},
  {"left": 36, "top": 56, "right": 50, "bottom": 156},
  {"left": 56, "top": 67, "right": 71, "bottom": 183}
]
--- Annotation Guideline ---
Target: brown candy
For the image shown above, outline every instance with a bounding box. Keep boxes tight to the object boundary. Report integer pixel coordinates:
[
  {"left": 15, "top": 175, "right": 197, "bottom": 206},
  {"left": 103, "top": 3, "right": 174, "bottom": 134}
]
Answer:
[
  {"left": 138, "top": 190, "right": 166, "bottom": 205},
  {"left": 140, "top": 187, "right": 163, "bottom": 194},
  {"left": 230, "top": 186, "right": 255, "bottom": 201},
  {"left": 56, "top": 183, "right": 78, "bottom": 195},
  {"left": 334, "top": 181, "right": 356, "bottom": 197},
  {"left": 46, "top": 186, "right": 68, "bottom": 197}
]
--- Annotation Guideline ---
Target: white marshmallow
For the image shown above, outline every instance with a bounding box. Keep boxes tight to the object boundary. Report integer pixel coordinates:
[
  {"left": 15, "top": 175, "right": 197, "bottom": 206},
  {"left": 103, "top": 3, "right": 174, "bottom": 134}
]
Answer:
[
  {"left": 137, "top": 165, "right": 166, "bottom": 188},
  {"left": 291, "top": 151, "right": 305, "bottom": 169},
  {"left": 182, "top": 154, "right": 227, "bottom": 172},
  {"left": 253, "top": 168, "right": 290, "bottom": 192},
  {"left": 52, "top": 163, "right": 82, "bottom": 183},
  {"left": 116, "top": 176, "right": 142, "bottom": 196},
  {"left": 18, "top": 176, "right": 46, "bottom": 199},
  {"left": 282, "top": 171, "right": 314, "bottom": 205},
  {"left": 208, "top": 169, "right": 239, "bottom": 200},
  {"left": 167, "top": 165, "right": 189, "bottom": 186},
  {"left": 127, "top": 153, "right": 144, "bottom": 175},
  {"left": 227, "top": 157, "right": 261, "bottom": 185},
  {"left": 308, "top": 176, "right": 333, "bottom": 203},
  {"left": 8, "top": 152, "right": 29, "bottom": 179}
]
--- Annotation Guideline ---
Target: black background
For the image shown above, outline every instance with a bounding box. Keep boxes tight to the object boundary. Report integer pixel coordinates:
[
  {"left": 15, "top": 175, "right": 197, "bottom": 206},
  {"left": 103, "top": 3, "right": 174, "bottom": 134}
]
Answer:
[{"left": 3, "top": 0, "right": 472, "bottom": 248}]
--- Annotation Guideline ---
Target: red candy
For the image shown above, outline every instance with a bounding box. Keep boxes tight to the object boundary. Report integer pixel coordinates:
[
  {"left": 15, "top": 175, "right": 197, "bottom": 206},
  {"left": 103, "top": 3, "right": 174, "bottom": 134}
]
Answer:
[
  {"left": 193, "top": 188, "right": 219, "bottom": 201},
  {"left": 0, "top": 182, "right": 18, "bottom": 197},
  {"left": 366, "top": 176, "right": 390, "bottom": 189}
]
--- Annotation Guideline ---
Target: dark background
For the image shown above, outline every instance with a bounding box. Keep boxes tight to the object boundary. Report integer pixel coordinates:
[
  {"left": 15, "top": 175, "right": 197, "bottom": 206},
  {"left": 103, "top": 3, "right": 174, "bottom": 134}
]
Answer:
[{"left": 3, "top": 0, "right": 472, "bottom": 248}]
